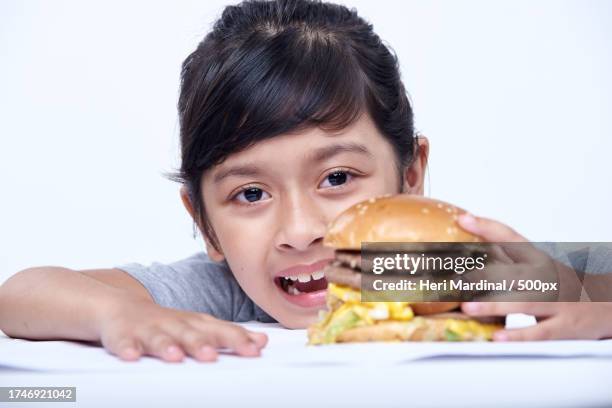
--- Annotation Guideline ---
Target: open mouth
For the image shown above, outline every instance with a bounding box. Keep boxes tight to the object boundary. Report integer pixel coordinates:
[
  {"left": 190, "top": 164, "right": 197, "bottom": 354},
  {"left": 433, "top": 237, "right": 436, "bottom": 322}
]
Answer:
[
  {"left": 275, "top": 273, "right": 328, "bottom": 295},
  {"left": 273, "top": 259, "right": 332, "bottom": 308}
]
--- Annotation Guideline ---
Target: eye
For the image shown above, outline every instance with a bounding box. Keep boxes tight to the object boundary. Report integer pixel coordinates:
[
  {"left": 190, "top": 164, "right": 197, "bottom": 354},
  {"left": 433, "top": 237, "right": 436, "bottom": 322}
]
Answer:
[
  {"left": 234, "top": 187, "right": 271, "bottom": 204},
  {"left": 319, "top": 170, "right": 354, "bottom": 189}
]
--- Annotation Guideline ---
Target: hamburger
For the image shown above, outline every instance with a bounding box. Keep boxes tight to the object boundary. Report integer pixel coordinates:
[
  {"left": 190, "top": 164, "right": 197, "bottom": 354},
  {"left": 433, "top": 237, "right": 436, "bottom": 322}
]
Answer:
[{"left": 307, "top": 194, "right": 503, "bottom": 344}]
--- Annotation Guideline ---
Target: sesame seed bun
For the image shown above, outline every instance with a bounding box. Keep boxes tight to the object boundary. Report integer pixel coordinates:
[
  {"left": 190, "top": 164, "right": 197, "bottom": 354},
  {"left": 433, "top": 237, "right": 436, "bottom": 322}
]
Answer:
[{"left": 323, "top": 194, "right": 481, "bottom": 250}]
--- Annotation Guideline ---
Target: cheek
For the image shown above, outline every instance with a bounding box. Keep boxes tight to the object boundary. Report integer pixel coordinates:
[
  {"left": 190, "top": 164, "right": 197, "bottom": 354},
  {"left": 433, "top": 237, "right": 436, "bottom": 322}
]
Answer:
[
  {"left": 211, "top": 212, "right": 274, "bottom": 289},
  {"left": 220, "top": 237, "right": 272, "bottom": 302}
]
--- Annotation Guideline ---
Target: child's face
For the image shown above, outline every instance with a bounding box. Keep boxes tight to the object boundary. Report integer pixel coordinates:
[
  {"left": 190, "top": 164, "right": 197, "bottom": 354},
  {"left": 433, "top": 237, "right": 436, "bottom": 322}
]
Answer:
[{"left": 192, "top": 114, "right": 427, "bottom": 328}]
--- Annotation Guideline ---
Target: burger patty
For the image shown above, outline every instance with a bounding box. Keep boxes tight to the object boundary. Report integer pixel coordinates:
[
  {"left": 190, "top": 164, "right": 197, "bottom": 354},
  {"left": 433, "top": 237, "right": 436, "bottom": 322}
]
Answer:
[
  {"left": 333, "top": 249, "right": 481, "bottom": 276},
  {"left": 427, "top": 311, "right": 505, "bottom": 325},
  {"left": 326, "top": 251, "right": 503, "bottom": 318},
  {"left": 335, "top": 250, "right": 362, "bottom": 271},
  {"left": 324, "top": 262, "right": 362, "bottom": 289},
  {"left": 327, "top": 250, "right": 459, "bottom": 289}
]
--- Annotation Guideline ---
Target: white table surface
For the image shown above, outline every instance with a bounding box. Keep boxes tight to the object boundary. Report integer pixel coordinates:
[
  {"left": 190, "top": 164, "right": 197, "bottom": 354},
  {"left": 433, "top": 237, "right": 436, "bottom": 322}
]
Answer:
[{"left": 1, "top": 322, "right": 612, "bottom": 408}]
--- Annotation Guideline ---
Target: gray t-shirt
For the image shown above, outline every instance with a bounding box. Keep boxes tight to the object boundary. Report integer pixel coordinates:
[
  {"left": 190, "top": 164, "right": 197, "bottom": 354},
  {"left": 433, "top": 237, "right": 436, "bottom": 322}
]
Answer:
[
  {"left": 115, "top": 244, "right": 611, "bottom": 321},
  {"left": 115, "top": 252, "right": 275, "bottom": 323}
]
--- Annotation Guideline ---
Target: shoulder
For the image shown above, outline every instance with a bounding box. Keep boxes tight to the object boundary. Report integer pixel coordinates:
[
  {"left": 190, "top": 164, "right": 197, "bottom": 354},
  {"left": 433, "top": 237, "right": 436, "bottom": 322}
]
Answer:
[
  {"left": 116, "top": 252, "right": 237, "bottom": 292},
  {"left": 114, "top": 252, "right": 237, "bottom": 318},
  {"left": 534, "top": 243, "right": 612, "bottom": 274},
  {"left": 167, "top": 252, "right": 238, "bottom": 288},
  {"left": 114, "top": 252, "right": 275, "bottom": 322},
  {"left": 584, "top": 244, "right": 612, "bottom": 274}
]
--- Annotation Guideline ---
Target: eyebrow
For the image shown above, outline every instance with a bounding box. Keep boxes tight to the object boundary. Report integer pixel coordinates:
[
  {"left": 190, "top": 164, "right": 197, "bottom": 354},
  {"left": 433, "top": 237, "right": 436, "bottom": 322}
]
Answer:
[
  {"left": 213, "top": 164, "right": 262, "bottom": 184},
  {"left": 309, "top": 142, "right": 373, "bottom": 163},
  {"left": 213, "top": 142, "right": 373, "bottom": 184}
]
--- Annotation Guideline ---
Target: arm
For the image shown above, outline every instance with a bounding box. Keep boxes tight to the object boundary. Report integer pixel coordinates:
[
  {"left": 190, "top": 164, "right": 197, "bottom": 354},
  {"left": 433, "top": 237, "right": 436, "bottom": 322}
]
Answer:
[
  {"left": 0, "top": 266, "right": 151, "bottom": 341},
  {"left": 0, "top": 267, "right": 267, "bottom": 361}
]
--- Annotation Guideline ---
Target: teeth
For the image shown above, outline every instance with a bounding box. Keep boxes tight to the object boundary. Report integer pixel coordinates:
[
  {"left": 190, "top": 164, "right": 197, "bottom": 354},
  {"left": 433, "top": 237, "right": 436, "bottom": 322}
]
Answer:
[
  {"left": 297, "top": 274, "right": 311, "bottom": 283},
  {"left": 283, "top": 270, "right": 325, "bottom": 283},
  {"left": 288, "top": 286, "right": 301, "bottom": 295},
  {"left": 311, "top": 270, "right": 325, "bottom": 281}
]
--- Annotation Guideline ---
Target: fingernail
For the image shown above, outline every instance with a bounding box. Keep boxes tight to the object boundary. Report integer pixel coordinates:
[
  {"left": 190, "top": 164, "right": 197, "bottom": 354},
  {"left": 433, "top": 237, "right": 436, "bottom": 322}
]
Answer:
[
  {"left": 243, "top": 343, "right": 259, "bottom": 355},
  {"left": 459, "top": 213, "right": 477, "bottom": 227},
  {"left": 199, "top": 345, "right": 217, "bottom": 361},
  {"left": 200, "top": 345, "right": 214, "bottom": 354},
  {"left": 166, "top": 345, "right": 180, "bottom": 355},
  {"left": 463, "top": 302, "right": 481, "bottom": 313},
  {"left": 122, "top": 347, "right": 139, "bottom": 359},
  {"left": 494, "top": 332, "right": 508, "bottom": 341}
]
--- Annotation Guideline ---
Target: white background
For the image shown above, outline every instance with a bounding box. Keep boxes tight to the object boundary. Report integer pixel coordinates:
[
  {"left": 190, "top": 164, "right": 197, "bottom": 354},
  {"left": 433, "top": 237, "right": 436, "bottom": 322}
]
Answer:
[{"left": 1, "top": 0, "right": 611, "bottom": 283}]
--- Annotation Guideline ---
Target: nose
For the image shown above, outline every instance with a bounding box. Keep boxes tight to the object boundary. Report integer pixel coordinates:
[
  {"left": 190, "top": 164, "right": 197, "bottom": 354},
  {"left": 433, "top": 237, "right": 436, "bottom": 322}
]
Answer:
[{"left": 274, "top": 192, "right": 327, "bottom": 252}]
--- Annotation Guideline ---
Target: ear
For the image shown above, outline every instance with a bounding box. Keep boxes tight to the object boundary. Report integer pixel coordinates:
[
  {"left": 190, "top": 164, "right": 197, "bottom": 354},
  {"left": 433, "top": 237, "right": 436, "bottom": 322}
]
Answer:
[
  {"left": 402, "top": 135, "right": 429, "bottom": 195},
  {"left": 179, "top": 186, "right": 225, "bottom": 262}
]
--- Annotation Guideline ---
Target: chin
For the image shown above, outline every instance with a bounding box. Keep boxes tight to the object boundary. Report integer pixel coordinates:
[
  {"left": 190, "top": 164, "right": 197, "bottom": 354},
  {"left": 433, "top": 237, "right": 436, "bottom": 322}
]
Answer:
[{"left": 275, "top": 310, "right": 320, "bottom": 329}]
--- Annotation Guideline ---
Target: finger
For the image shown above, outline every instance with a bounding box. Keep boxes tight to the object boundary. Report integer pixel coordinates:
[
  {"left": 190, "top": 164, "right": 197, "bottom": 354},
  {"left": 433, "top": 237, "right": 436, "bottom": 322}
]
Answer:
[
  {"left": 458, "top": 214, "right": 527, "bottom": 243},
  {"left": 183, "top": 314, "right": 268, "bottom": 355},
  {"left": 189, "top": 319, "right": 262, "bottom": 357},
  {"left": 139, "top": 329, "right": 186, "bottom": 362},
  {"left": 465, "top": 263, "right": 546, "bottom": 286},
  {"left": 493, "top": 316, "right": 570, "bottom": 341},
  {"left": 211, "top": 322, "right": 263, "bottom": 357},
  {"left": 487, "top": 244, "right": 515, "bottom": 264},
  {"left": 102, "top": 334, "right": 143, "bottom": 362},
  {"left": 484, "top": 240, "right": 540, "bottom": 264},
  {"left": 463, "top": 263, "right": 517, "bottom": 284},
  {"left": 246, "top": 331, "right": 269, "bottom": 348},
  {"left": 498, "top": 242, "right": 550, "bottom": 265},
  {"left": 174, "top": 325, "right": 219, "bottom": 362},
  {"left": 458, "top": 214, "right": 546, "bottom": 265},
  {"left": 182, "top": 319, "right": 268, "bottom": 358},
  {"left": 462, "top": 301, "right": 559, "bottom": 317}
]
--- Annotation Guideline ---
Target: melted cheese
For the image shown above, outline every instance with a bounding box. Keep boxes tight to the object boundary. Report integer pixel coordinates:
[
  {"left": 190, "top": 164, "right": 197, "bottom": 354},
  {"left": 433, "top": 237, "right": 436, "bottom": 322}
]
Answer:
[
  {"left": 445, "top": 319, "right": 498, "bottom": 341},
  {"left": 327, "top": 283, "right": 414, "bottom": 322}
]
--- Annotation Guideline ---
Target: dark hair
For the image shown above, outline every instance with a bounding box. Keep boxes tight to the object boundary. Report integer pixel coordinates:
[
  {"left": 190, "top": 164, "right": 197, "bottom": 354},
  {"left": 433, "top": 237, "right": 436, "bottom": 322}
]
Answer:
[{"left": 167, "top": 0, "right": 416, "bottom": 250}]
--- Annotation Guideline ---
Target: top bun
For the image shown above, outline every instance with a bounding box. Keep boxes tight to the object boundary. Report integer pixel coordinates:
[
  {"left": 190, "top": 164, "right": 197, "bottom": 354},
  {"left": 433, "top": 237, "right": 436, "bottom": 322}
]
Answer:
[{"left": 324, "top": 194, "right": 481, "bottom": 249}]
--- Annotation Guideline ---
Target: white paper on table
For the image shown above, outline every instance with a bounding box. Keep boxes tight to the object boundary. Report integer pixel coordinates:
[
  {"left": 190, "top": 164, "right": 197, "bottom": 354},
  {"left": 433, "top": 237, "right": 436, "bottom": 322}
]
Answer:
[{"left": 1, "top": 322, "right": 612, "bottom": 373}]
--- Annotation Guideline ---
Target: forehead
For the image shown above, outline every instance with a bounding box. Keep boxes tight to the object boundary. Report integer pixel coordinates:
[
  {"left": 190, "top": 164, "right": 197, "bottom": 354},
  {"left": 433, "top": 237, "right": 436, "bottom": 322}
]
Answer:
[{"left": 206, "top": 114, "right": 389, "bottom": 178}]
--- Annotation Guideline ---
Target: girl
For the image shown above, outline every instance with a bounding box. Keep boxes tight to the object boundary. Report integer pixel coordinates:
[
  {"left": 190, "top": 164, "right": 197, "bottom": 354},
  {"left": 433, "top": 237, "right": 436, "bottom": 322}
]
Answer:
[{"left": 1, "top": 0, "right": 611, "bottom": 363}]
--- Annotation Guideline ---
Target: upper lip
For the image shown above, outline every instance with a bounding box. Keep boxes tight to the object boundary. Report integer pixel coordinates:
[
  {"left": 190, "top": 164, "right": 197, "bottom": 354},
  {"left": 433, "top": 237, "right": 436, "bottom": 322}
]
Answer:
[{"left": 275, "top": 259, "right": 333, "bottom": 278}]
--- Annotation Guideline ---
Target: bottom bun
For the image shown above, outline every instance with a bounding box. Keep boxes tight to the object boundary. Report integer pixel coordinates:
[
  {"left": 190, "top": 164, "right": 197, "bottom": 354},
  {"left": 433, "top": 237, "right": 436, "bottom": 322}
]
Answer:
[{"left": 330, "top": 316, "right": 502, "bottom": 343}]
